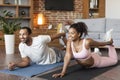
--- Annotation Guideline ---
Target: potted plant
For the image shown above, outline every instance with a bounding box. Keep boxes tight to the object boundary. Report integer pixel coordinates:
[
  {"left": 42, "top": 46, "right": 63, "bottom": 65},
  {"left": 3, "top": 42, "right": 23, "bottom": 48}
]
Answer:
[{"left": 0, "top": 10, "right": 21, "bottom": 54}]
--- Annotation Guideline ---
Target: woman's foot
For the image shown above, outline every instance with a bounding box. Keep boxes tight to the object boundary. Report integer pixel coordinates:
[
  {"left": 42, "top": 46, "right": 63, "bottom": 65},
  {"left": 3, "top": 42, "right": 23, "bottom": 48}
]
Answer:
[
  {"left": 94, "top": 48, "right": 102, "bottom": 55},
  {"left": 104, "top": 29, "right": 113, "bottom": 41}
]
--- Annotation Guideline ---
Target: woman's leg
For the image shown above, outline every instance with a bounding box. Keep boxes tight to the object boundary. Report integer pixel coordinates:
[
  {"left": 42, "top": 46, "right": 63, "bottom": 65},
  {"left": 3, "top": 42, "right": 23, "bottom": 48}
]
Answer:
[{"left": 97, "top": 45, "right": 118, "bottom": 68}]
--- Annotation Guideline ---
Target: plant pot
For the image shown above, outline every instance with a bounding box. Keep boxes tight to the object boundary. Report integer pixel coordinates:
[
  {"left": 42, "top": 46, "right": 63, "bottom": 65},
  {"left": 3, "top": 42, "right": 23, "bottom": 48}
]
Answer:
[{"left": 4, "top": 34, "right": 15, "bottom": 54}]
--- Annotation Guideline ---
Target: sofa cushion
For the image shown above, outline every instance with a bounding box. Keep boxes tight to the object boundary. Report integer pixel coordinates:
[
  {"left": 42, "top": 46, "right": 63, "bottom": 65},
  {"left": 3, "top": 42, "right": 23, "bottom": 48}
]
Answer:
[
  {"left": 113, "top": 40, "right": 120, "bottom": 48},
  {"left": 106, "top": 18, "right": 120, "bottom": 32},
  {"left": 74, "top": 18, "right": 106, "bottom": 32},
  {"left": 112, "top": 33, "right": 120, "bottom": 40},
  {"left": 99, "top": 32, "right": 120, "bottom": 40},
  {"left": 86, "top": 32, "right": 100, "bottom": 39},
  {"left": 99, "top": 33, "right": 105, "bottom": 40}
]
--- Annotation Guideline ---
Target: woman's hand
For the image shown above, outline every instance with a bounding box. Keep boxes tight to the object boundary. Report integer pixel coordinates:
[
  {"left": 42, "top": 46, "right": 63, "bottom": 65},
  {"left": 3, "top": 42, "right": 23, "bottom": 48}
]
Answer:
[
  {"left": 107, "top": 39, "right": 113, "bottom": 45},
  {"left": 52, "top": 36, "right": 72, "bottom": 78},
  {"left": 52, "top": 72, "right": 65, "bottom": 78}
]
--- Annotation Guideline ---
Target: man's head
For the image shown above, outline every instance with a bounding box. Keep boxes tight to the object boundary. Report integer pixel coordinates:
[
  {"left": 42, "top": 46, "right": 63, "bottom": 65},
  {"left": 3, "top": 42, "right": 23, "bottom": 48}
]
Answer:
[
  {"left": 20, "top": 27, "right": 32, "bottom": 35},
  {"left": 19, "top": 27, "right": 32, "bottom": 43}
]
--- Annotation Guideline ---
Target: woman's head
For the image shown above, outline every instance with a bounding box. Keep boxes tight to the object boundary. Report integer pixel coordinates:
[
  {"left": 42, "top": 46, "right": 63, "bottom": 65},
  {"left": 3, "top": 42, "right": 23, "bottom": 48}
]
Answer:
[
  {"left": 70, "top": 22, "right": 88, "bottom": 37},
  {"left": 68, "top": 22, "right": 88, "bottom": 41}
]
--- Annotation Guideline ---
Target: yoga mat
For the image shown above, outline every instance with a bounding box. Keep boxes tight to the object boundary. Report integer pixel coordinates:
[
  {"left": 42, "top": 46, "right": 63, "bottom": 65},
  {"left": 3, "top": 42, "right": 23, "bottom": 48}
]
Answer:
[
  {"left": 0, "top": 62, "right": 63, "bottom": 77},
  {"left": 39, "top": 61, "right": 120, "bottom": 80}
]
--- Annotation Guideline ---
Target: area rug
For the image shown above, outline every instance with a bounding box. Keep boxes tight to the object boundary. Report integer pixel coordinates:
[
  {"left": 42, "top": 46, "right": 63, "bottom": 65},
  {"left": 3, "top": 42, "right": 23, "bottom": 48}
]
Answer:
[
  {"left": 38, "top": 61, "right": 120, "bottom": 80},
  {"left": 0, "top": 62, "right": 63, "bottom": 77}
]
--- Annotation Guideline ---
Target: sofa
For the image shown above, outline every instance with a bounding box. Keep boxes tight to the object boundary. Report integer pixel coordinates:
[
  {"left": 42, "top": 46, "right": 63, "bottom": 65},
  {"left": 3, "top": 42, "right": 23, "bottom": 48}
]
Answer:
[{"left": 74, "top": 18, "right": 120, "bottom": 48}]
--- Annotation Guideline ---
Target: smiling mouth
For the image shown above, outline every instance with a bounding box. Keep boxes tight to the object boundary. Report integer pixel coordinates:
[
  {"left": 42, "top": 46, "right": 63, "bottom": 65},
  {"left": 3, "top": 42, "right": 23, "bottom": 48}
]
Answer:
[{"left": 21, "top": 38, "right": 25, "bottom": 41}]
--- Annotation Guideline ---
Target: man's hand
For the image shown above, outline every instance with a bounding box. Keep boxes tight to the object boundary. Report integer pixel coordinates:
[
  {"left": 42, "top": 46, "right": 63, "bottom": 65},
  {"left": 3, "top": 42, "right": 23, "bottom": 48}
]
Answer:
[
  {"left": 52, "top": 72, "right": 65, "bottom": 78},
  {"left": 8, "top": 62, "right": 16, "bottom": 70}
]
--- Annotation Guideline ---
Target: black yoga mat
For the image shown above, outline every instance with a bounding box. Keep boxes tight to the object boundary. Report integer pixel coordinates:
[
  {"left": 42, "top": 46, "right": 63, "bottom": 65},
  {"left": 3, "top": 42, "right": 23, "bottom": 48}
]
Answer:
[{"left": 38, "top": 61, "right": 120, "bottom": 80}]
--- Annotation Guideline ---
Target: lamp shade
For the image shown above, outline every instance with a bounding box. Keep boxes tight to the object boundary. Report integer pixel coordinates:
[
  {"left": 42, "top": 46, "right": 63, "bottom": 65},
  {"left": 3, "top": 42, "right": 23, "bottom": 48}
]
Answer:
[{"left": 37, "top": 13, "right": 44, "bottom": 25}]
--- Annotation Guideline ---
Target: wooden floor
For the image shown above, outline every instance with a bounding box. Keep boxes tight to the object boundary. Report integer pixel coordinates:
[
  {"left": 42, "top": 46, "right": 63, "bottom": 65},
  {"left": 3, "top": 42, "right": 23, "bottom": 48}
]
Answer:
[
  {"left": 0, "top": 46, "right": 46, "bottom": 80},
  {"left": 0, "top": 46, "right": 120, "bottom": 80}
]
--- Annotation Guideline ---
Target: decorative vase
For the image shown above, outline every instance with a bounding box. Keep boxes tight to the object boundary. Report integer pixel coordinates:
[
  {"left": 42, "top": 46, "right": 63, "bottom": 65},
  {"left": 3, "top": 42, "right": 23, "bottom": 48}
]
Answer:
[
  {"left": 18, "top": 0, "right": 21, "bottom": 5},
  {"left": 20, "top": 10, "right": 26, "bottom": 16},
  {"left": 4, "top": 34, "right": 15, "bottom": 54},
  {"left": 14, "top": 0, "right": 18, "bottom": 5}
]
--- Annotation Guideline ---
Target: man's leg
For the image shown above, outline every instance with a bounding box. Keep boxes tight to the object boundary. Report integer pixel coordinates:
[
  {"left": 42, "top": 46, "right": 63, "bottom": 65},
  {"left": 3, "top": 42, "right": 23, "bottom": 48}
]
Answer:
[{"left": 51, "top": 47, "right": 65, "bottom": 62}]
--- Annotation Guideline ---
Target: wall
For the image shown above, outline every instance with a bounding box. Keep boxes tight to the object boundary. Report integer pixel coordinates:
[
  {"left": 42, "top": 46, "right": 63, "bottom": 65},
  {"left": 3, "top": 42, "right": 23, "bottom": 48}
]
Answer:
[
  {"left": 106, "top": 0, "right": 120, "bottom": 18},
  {"left": 33, "top": 0, "right": 120, "bottom": 27},
  {"left": 33, "top": 0, "right": 83, "bottom": 28}
]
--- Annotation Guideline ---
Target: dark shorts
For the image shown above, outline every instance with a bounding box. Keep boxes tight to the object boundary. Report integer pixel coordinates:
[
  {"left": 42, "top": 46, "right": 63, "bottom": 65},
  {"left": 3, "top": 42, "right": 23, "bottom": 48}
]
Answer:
[{"left": 51, "top": 47, "right": 65, "bottom": 62}]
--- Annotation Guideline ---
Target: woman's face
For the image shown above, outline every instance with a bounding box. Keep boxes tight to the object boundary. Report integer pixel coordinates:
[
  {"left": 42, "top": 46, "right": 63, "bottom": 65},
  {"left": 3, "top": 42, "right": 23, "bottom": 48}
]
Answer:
[{"left": 68, "top": 28, "right": 80, "bottom": 41}]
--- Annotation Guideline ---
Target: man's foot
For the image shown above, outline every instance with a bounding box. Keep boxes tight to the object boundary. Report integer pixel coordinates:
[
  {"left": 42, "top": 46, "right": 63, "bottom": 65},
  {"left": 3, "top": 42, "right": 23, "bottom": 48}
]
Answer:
[
  {"left": 57, "top": 23, "right": 64, "bottom": 33},
  {"left": 94, "top": 48, "right": 102, "bottom": 55}
]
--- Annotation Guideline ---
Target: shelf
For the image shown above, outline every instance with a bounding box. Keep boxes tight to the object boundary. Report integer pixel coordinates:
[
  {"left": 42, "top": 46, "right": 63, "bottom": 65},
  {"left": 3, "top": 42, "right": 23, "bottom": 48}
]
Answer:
[
  {"left": 83, "top": 0, "right": 105, "bottom": 18},
  {"left": 0, "top": 0, "right": 33, "bottom": 26},
  {"left": 3, "top": 0, "right": 31, "bottom": 5},
  {"left": 0, "top": 4, "right": 31, "bottom": 7},
  {"left": 5, "top": 17, "right": 31, "bottom": 19},
  {"left": 18, "top": 5, "right": 31, "bottom": 7},
  {"left": 89, "top": 8, "right": 99, "bottom": 10},
  {"left": 0, "top": 0, "right": 33, "bottom": 45},
  {"left": 0, "top": 4, "right": 17, "bottom": 6}
]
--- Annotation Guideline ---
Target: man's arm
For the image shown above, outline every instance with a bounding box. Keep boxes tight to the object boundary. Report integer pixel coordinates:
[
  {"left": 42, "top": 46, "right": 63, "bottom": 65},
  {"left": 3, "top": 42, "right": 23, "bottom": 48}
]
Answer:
[
  {"left": 50, "top": 33, "right": 66, "bottom": 41},
  {"left": 8, "top": 57, "right": 30, "bottom": 70}
]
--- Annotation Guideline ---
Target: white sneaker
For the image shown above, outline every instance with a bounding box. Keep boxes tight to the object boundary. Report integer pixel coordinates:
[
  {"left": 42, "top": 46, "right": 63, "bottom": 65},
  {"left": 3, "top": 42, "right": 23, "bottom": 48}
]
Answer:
[
  {"left": 57, "top": 23, "right": 64, "bottom": 33},
  {"left": 94, "top": 48, "right": 102, "bottom": 55},
  {"left": 104, "top": 29, "right": 113, "bottom": 41}
]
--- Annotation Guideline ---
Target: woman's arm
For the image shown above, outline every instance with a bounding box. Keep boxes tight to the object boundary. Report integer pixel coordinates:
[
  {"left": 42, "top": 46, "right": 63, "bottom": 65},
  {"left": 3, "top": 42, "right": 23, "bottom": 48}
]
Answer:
[
  {"left": 86, "top": 38, "right": 113, "bottom": 48},
  {"left": 8, "top": 57, "right": 30, "bottom": 70},
  {"left": 52, "top": 40, "right": 72, "bottom": 78}
]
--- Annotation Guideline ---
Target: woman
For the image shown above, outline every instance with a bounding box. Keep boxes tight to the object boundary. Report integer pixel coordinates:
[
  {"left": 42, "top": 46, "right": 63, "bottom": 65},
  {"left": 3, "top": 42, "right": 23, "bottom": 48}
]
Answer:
[{"left": 52, "top": 22, "right": 118, "bottom": 78}]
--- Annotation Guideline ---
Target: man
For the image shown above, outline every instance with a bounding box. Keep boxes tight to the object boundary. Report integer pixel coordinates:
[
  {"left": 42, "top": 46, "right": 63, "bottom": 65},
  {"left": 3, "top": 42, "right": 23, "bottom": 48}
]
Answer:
[{"left": 8, "top": 27, "right": 66, "bottom": 70}]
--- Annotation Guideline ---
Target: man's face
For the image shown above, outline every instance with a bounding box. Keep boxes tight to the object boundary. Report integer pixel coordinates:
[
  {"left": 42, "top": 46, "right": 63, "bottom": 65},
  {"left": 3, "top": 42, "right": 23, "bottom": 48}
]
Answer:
[{"left": 19, "top": 29, "right": 30, "bottom": 43}]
